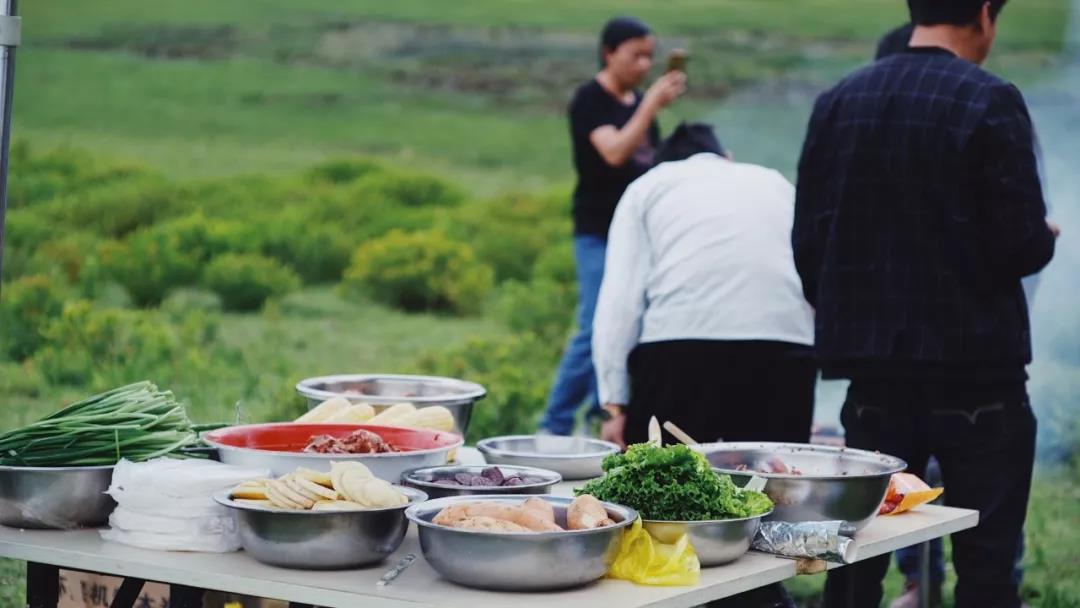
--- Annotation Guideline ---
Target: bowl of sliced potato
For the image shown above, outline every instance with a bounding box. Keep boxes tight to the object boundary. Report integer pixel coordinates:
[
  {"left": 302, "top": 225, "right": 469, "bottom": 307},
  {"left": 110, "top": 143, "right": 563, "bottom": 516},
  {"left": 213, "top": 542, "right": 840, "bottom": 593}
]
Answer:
[{"left": 215, "top": 462, "right": 427, "bottom": 569}]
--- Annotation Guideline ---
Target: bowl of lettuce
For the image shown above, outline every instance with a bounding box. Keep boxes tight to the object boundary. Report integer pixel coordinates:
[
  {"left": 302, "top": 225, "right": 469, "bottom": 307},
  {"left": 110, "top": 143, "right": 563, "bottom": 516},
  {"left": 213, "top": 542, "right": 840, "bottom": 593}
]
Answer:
[{"left": 576, "top": 443, "right": 773, "bottom": 566}]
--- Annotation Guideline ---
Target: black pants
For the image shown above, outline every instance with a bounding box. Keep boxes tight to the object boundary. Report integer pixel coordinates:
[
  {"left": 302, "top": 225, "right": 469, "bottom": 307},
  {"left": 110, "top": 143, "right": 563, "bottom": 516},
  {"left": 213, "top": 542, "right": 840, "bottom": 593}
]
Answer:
[
  {"left": 624, "top": 340, "right": 816, "bottom": 446},
  {"left": 824, "top": 379, "right": 1036, "bottom": 608}
]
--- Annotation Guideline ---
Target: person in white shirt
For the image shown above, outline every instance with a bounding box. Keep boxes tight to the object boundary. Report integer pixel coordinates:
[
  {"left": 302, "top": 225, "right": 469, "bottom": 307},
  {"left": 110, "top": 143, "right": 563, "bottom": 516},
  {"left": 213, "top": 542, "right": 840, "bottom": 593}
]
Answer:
[{"left": 595, "top": 123, "right": 817, "bottom": 448}]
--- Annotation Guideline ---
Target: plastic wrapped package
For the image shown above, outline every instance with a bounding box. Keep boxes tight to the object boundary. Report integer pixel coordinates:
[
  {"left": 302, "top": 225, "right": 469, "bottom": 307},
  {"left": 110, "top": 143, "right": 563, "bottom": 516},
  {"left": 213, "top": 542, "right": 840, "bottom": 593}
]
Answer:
[
  {"left": 608, "top": 518, "right": 700, "bottom": 586},
  {"left": 879, "top": 473, "right": 944, "bottom": 515},
  {"left": 751, "top": 521, "right": 856, "bottom": 563},
  {"left": 100, "top": 458, "right": 268, "bottom": 552}
]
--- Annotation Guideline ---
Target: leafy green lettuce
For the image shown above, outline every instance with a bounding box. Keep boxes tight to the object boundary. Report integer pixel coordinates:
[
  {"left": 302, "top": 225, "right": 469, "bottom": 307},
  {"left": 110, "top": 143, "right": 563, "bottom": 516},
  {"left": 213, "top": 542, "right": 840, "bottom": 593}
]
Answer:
[{"left": 576, "top": 443, "right": 773, "bottom": 520}]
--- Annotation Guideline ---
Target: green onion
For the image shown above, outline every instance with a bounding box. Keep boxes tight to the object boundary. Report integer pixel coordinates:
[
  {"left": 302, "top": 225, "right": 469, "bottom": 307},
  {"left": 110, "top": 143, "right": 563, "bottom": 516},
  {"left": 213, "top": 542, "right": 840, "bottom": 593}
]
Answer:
[{"left": 0, "top": 381, "right": 201, "bottom": 467}]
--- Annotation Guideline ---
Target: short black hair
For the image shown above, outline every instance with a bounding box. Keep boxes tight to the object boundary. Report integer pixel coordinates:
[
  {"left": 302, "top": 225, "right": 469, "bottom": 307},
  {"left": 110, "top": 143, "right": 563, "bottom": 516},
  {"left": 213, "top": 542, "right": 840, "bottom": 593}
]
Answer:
[
  {"left": 907, "top": 0, "right": 1007, "bottom": 26},
  {"left": 654, "top": 122, "right": 727, "bottom": 165},
  {"left": 598, "top": 17, "right": 652, "bottom": 67}
]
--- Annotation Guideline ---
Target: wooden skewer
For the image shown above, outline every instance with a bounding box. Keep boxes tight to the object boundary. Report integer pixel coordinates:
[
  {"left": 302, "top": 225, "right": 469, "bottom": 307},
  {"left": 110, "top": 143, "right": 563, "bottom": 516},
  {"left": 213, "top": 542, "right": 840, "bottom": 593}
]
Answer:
[{"left": 663, "top": 421, "right": 700, "bottom": 446}]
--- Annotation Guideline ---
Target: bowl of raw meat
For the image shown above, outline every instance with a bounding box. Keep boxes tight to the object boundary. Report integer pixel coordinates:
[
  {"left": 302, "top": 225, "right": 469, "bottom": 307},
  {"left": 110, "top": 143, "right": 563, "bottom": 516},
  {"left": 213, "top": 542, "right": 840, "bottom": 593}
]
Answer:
[
  {"left": 201, "top": 423, "right": 463, "bottom": 480},
  {"left": 401, "top": 465, "right": 562, "bottom": 499}
]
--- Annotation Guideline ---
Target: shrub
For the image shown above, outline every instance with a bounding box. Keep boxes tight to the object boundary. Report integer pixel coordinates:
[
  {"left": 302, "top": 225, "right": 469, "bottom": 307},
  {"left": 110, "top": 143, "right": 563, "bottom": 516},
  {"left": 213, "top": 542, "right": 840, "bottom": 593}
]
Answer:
[
  {"left": 441, "top": 191, "right": 571, "bottom": 283},
  {"left": 36, "top": 174, "right": 183, "bottom": 237},
  {"left": 341, "top": 230, "right": 494, "bottom": 315},
  {"left": 2, "top": 211, "right": 54, "bottom": 280},
  {"left": 6, "top": 143, "right": 146, "bottom": 209},
  {"left": 415, "top": 332, "right": 561, "bottom": 443},
  {"left": 0, "top": 275, "right": 67, "bottom": 360},
  {"left": 532, "top": 240, "right": 576, "bottom": 288},
  {"left": 352, "top": 170, "right": 465, "bottom": 208},
  {"left": 98, "top": 229, "right": 202, "bottom": 308},
  {"left": 490, "top": 278, "right": 576, "bottom": 342},
  {"left": 161, "top": 288, "right": 223, "bottom": 316},
  {"left": 29, "top": 232, "right": 102, "bottom": 283},
  {"left": 203, "top": 253, "right": 301, "bottom": 312},
  {"left": 250, "top": 212, "right": 353, "bottom": 283},
  {"left": 306, "top": 158, "right": 385, "bottom": 185}
]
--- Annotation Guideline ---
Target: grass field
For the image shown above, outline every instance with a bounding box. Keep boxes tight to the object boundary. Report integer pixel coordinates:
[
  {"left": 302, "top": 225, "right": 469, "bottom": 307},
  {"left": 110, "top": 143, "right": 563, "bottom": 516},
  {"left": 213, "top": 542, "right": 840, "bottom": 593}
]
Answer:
[{"left": 1, "top": 0, "right": 1077, "bottom": 606}]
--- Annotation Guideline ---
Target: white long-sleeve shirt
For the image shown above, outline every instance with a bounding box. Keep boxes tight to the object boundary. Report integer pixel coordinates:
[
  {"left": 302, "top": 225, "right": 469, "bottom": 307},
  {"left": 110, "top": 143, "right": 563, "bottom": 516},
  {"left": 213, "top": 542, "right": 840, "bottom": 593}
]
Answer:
[{"left": 592, "top": 153, "right": 815, "bottom": 405}]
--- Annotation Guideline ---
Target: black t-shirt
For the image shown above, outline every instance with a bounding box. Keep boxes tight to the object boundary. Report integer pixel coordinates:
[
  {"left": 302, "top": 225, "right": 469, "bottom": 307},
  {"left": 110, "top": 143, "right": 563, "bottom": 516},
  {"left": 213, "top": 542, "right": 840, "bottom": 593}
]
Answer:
[{"left": 568, "top": 79, "right": 660, "bottom": 237}]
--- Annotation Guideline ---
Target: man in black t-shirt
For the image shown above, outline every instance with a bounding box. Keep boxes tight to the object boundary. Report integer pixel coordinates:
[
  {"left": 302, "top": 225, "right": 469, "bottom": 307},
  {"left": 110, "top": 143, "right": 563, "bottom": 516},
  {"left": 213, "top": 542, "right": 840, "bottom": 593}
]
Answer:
[{"left": 538, "top": 16, "right": 685, "bottom": 435}]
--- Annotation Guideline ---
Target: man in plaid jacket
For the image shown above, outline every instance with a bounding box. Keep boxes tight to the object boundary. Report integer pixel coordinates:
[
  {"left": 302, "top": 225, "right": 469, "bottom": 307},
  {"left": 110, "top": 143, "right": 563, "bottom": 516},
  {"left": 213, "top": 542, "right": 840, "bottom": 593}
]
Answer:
[{"left": 793, "top": 1, "right": 1058, "bottom": 606}]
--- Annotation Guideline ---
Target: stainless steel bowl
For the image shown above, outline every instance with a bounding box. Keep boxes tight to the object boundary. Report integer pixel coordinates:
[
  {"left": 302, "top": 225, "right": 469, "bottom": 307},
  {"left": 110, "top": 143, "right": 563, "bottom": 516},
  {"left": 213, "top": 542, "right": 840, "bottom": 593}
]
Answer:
[
  {"left": 699, "top": 442, "right": 907, "bottom": 530},
  {"left": 214, "top": 486, "right": 427, "bottom": 569},
  {"left": 401, "top": 465, "right": 562, "bottom": 499},
  {"left": 643, "top": 510, "right": 771, "bottom": 567},
  {"left": 407, "top": 494, "right": 636, "bottom": 590},
  {"left": 476, "top": 435, "right": 619, "bottom": 480},
  {"left": 0, "top": 465, "right": 115, "bottom": 529},
  {"left": 296, "top": 374, "right": 486, "bottom": 436}
]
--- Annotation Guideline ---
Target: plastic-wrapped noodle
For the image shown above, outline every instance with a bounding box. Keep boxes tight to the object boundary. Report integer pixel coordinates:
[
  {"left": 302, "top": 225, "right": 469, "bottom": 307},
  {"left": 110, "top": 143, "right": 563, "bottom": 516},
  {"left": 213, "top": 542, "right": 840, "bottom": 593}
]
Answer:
[{"left": 752, "top": 521, "right": 857, "bottom": 563}]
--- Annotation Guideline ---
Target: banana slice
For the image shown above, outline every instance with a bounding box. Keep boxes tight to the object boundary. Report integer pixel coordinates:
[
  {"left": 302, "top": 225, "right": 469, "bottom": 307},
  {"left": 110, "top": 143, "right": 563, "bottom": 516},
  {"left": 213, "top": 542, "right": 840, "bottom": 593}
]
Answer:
[
  {"left": 295, "top": 467, "right": 333, "bottom": 488},
  {"left": 265, "top": 482, "right": 305, "bottom": 510},
  {"left": 290, "top": 475, "right": 338, "bottom": 501},
  {"left": 270, "top": 478, "right": 315, "bottom": 509},
  {"left": 312, "top": 500, "right": 367, "bottom": 512}
]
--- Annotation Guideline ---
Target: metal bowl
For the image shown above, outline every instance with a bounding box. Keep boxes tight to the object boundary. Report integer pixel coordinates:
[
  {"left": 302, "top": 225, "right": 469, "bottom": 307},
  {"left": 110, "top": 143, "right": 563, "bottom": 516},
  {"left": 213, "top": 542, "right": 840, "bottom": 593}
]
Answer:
[
  {"left": 407, "top": 494, "right": 636, "bottom": 590},
  {"left": 215, "top": 486, "right": 427, "bottom": 569},
  {"left": 643, "top": 510, "right": 771, "bottom": 567},
  {"left": 476, "top": 435, "right": 619, "bottom": 480},
  {"left": 203, "top": 423, "right": 464, "bottom": 480},
  {"left": 296, "top": 374, "right": 486, "bottom": 436},
  {"left": 699, "top": 442, "right": 907, "bottom": 530},
  {"left": 401, "top": 465, "right": 562, "bottom": 499},
  {"left": 0, "top": 465, "right": 116, "bottom": 529}
]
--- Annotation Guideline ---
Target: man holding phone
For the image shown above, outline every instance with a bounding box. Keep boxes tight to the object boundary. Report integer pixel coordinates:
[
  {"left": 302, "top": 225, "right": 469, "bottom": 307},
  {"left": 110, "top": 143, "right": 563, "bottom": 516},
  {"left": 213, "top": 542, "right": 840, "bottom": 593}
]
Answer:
[{"left": 538, "top": 16, "right": 686, "bottom": 436}]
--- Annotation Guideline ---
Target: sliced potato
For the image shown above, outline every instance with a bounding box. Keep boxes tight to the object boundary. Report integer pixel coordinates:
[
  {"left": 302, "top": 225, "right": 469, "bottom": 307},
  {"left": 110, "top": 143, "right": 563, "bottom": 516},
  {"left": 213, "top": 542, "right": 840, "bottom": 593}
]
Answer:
[
  {"left": 282, "top": 474, "right": 323, "bottom": 503},
  {"left": 312, "top": 500, "right": 368, "bottom": 512},
  {"left": 270, "top": 478, "right": 315, "bottom": 509},
  {"left": 230, "top": 481, "right": 269, "bottom": 501},
  {"left": 329, "top": 461, "right": 374, "bottom": 495},
  {"left": 289, "top": 474, "right": 338, "bottom": 501},
  {"left": 295, "top": 467, "right": 333, "bottom": 488},
  {"left": 265, "top": 483, "right": 305, "bottom": 510},
  {"left": 234, "top": 499, "right": 275, "bottom": 508}
]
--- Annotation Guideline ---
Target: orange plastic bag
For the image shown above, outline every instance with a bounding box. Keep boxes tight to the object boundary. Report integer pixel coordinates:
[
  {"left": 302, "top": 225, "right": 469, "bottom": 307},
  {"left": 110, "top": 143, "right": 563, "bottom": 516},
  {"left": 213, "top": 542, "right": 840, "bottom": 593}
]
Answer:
[
  {"left": 880, "top": 473, "right": 944, "bottom": 515},
  {"left": 607, "top": 518, "right": 700, "bottom": 586}
]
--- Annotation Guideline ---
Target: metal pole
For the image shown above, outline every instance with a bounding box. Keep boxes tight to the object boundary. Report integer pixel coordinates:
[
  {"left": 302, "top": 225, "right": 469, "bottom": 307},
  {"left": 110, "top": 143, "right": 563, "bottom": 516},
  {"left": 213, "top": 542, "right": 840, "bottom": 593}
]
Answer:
[{"left": 0, "top": 0, "right": 20, "bottom": 292}]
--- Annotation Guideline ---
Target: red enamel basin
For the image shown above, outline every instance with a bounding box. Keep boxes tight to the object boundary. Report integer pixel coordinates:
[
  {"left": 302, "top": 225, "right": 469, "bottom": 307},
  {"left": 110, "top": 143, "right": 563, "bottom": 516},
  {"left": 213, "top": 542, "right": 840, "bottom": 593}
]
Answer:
[{"left": 203, "top": 423, "right": 460, "bottom": 453}]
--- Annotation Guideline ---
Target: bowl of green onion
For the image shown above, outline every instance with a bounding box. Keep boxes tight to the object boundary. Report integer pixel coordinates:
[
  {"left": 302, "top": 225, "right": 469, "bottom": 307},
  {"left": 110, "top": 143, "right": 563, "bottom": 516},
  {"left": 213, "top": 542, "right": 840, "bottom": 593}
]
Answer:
[{"left": 0, "top": 381, "right": 202, "bottom": 529}]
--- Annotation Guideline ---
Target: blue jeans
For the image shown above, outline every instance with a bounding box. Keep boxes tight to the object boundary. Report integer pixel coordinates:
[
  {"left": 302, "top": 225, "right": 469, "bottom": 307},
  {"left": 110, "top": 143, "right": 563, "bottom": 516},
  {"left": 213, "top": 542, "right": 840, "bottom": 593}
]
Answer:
[{"left": 538, "top": 235, "right": 606, "bottom": 435}]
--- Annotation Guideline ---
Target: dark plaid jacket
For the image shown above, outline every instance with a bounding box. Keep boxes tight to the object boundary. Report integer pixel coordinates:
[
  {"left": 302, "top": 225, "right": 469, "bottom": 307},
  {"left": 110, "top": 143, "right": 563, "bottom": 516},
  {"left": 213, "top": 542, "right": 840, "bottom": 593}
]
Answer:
[{"left": 793, "top": 47, "right": 1055, "bottom": 379}]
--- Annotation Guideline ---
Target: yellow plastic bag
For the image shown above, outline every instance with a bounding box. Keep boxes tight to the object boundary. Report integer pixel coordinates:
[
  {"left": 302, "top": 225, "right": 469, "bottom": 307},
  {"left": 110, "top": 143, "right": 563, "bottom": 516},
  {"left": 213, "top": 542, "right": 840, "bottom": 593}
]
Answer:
[
  {"left": 608, "top": 518, "right": 700, "bottom": 586},
  {"left": 880, "top": 473, "right": 944, "bottom": 515}
]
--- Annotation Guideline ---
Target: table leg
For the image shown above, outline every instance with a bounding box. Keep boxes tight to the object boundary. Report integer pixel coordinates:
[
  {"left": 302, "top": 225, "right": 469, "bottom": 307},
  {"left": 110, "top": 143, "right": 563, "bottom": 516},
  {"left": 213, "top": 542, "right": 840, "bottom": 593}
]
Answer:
[
  {"left": 25, "top": 562, "right": 59, "bottom": 608},
  {"left": 109, "top": 578, "right": 146, "bottom": 608},
  {"left": 168, "top": 585, "right": 204, "bottom": 608},
  {"left": 918, "top": 541, "right": 930, "bottom": 608}
]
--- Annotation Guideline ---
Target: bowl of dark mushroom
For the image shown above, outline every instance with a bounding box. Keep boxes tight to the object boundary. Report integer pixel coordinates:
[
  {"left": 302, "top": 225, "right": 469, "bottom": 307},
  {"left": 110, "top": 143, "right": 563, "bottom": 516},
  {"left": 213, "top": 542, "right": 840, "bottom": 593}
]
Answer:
[{"left": 401, "top": 465, "right": 562, "bottom": 499}]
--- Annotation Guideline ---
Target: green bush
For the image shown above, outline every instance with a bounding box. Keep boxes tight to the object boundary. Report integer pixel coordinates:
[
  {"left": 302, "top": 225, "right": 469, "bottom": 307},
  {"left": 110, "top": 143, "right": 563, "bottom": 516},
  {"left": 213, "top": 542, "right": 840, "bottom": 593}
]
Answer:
[
  {"left": 352, "top": 170, "right": 465, "bottom": 208},
  {"left": 415, "top": 332, "right": 561, "bottom": 443},
  {"left": 6, "top": 142, "right": 145, "bottom": 209},
  {"left": 0, "top": 275, "right": 67, "bottom": 361},
  {"left": 1, "top": 211, "right": 54, "bottom": 280},
  {"left": 29, "top": 232, "right": 102, "bottom": 283},
  {"left": 36, "top": 174, "right": 183, "bottom": 237},
  {"left": 98, "top": 229, "right": 202, "bottom": 308},
  {"left": 532, "top": 239, "right": 577, "bottom": 288},
  {"left": 251, "top": 212, "right": 353, "bottom": 283},
  {"left": 161, "top": 288, "right": 223, "bottom": 316},
  {"left": 203, "top": 253, "right": 301, "bottom": 312},
  {"left": 306, "top": 158, "right": 385, "bottom": 185},
  {"left": 341, "top": 230, "right": 494, "bottom": 315},
  {"left": 441, "top": 191, "right": 571, "bottom": 283},
  {"left": 490, "top": 278, "right": 576, "bottom": 343}
]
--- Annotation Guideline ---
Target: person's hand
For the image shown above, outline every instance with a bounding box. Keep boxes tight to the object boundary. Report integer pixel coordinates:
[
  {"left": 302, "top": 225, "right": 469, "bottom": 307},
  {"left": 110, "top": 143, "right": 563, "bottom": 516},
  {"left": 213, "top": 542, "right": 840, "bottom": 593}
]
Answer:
[
  {"left": 600, "top": 404, "right": 627, "bottom": 450},
  {"left": 1048, "top": 220, "right": 1061, "bottom": 238},
  {"left": 644, "top": 71, "right": 687, "bottom": 112}
]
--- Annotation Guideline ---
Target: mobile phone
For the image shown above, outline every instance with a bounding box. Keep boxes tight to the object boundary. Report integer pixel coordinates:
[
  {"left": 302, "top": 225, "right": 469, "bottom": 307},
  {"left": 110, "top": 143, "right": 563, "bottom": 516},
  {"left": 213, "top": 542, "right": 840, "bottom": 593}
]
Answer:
[{"left": 666, "top": 49, "right": 688, "bottom": 73}]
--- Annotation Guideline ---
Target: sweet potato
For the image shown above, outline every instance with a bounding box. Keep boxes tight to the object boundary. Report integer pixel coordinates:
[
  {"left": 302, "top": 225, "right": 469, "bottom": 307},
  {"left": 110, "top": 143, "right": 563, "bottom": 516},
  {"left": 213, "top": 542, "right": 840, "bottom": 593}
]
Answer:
[
  {"left": 567, "top": 494, "right": 615, "bottom": 530},
  {"left": 434, "top": 501, "right": 563, "bottom": 532}
]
